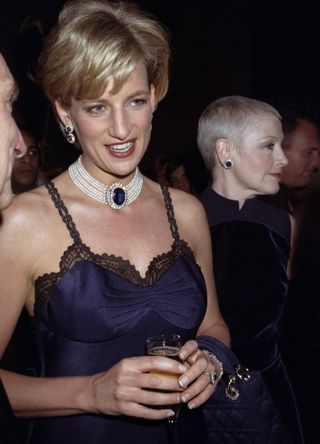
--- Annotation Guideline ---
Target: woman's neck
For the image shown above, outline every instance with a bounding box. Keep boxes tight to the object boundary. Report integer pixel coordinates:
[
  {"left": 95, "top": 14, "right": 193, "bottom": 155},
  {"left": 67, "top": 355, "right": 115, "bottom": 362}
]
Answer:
[{"left": 212, "top": 178, "right": 256, "bottom": 210}]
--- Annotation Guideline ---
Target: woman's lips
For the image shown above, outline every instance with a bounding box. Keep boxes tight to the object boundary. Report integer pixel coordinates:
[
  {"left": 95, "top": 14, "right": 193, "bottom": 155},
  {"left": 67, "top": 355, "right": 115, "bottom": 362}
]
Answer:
[
  {"left": 269, "top": 173, "right": 281, "bottom": 180},
  {"left": 106, "top": 141, "right": 135, "bottom": 158}
]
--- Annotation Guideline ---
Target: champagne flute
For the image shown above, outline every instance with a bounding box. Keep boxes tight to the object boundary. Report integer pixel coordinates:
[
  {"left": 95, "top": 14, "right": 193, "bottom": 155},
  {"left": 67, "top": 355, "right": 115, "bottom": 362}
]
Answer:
[{"left": 146, "top": 333, "right": 183, "bottom": 444}]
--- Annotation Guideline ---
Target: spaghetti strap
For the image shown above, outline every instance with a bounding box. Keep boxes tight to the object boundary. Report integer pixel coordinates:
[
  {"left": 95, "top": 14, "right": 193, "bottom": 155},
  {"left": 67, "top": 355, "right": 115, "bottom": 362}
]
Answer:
[
  {"left": 161, "top": 185, "right": 180, "bottom": 242},
  {"left": 45, "top": 181, "right": 82, "bottom": 244}
]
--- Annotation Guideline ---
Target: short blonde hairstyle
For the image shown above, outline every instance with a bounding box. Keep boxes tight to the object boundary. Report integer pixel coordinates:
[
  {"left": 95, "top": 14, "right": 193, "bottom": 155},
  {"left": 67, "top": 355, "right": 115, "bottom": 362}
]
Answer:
[
  {"left": 197, "top": 95, "right": 281, "bottom": 171},
  {"left": 38, "top": 0, "right": 170, "bottom": 108}
]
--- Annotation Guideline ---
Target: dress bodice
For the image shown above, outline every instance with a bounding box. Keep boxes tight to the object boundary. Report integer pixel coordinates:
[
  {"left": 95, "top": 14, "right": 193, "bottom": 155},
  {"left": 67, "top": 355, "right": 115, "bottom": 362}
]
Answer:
[
  {"left": 200, "top": 187, "right": 291, "bottom": 370},
  {"left": 31, "top": 182, "right": 208, "bottom": 443},
  {"left": 200, "top": 187, "right": 304, "bottom": 443}
]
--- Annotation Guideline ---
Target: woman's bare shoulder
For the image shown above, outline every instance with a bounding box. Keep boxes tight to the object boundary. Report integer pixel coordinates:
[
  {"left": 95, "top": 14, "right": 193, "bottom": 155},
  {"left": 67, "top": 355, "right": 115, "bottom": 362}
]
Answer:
[
  {"left": 1, "top": 172, "right": 69, "bottom": 229},
  {"left": 168, "top": 187, "right": 207, "bottom": 223},
  {"left": 164, "top": 187, "right": 210, "bottom": 253},
  {"left": 0, "top": 179, "right": 65, "bottom": 252},
  {"left": 2, "top": 186, "right": 51, "bottom": 226}
]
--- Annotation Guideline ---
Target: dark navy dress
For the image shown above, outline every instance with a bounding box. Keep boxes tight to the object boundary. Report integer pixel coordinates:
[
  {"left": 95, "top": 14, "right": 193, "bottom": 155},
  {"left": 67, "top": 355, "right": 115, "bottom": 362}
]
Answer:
[
  {"left": 200, "top": 187, "right": 304, "bottom": 443},
  {"left": 30, "top": 183, "right": 208, "bottom": 443}
]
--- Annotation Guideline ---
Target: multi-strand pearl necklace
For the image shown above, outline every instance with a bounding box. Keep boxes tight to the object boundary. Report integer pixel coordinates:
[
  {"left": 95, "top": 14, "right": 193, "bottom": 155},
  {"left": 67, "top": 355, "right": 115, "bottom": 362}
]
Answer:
[{"left": 68, "top": 156, "right": 143, "bottom": 210}]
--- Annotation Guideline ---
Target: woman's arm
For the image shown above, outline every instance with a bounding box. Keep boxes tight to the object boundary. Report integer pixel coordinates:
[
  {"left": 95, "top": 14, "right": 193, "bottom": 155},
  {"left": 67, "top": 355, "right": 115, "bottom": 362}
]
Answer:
[
  {"left": 173, "top": 190, "right": 230, "bottom": 346},
  {"left": 170, "top": 190, "right": 230, "bottom": 409},
  {"left": 193, "top": 204, "right": 230, "bottom": 346},
  {"left": 1, "top": 356, "right": 186, "bottom": 419}
]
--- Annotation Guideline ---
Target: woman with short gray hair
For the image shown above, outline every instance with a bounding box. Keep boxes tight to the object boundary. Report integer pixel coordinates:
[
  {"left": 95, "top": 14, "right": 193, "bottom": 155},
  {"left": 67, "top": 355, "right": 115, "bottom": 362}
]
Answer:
[{"left": 199, "top": 95, "right": 304, "bottom": 443}]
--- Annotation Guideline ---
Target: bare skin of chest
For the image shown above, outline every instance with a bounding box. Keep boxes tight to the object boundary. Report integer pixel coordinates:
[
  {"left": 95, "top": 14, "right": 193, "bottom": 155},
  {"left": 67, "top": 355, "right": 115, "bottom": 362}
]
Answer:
[{"left": 32, "top": 195, "right": 173, "bottom": 281}]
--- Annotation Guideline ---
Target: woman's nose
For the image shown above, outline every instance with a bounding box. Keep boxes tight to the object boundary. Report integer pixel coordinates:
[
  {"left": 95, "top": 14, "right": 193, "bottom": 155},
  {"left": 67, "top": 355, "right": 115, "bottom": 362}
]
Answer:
[
  {"left": 109, "top": 109, "right": 130, "bottom": 140},
  {"left": 277, "top": 147, "right": 288, "bottom": 167}
]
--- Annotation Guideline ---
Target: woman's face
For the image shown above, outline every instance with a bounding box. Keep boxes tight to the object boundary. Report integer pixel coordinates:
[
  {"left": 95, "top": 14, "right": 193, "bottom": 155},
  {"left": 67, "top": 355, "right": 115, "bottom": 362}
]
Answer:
[
  {"left": 56, "top": 60, "right": 155, "bottom": 181},
  {"left": 230, "top": 115, "right": 288, "bottom": 196}
]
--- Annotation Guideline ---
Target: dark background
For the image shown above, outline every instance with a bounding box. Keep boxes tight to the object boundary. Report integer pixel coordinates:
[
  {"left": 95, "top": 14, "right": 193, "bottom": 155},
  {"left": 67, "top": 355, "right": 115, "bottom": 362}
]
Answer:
[
  {"left": 1, "top": 2, "right": 319, "bottom": 441},
  {"left": 1, "top": 0, "right": 320, "bottom": 170}
]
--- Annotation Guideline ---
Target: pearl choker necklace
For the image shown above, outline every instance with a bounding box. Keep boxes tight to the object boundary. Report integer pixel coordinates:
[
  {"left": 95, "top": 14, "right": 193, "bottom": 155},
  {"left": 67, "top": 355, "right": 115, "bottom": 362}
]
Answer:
[{"left": 68, "top": 156, "right": 143, "bottom": 209}]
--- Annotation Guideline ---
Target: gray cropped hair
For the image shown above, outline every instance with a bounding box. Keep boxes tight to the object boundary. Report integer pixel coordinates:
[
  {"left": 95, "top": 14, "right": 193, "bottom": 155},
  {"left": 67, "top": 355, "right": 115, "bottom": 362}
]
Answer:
[{"left": 197, "top": 95, "right": 280, "bottom": 170}]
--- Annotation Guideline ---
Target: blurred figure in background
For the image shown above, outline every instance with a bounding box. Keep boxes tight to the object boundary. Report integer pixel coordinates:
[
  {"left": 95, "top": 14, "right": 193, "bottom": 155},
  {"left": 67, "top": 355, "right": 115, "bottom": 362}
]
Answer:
[
  {"left": 165, "top": 157, "right": 193, "bottom": 194},
  {"left": 274, "top": 112, "right": 320, "bottom": 444},
  {"left": 147, "top": 154, "right": 170, "bottom": 186},
  {"left": 148, "top": 150, "right": 209, "bottom": 196},
  {"left": 281, "top": 112, "right": 320, "bottom": 188},
  {"left": 11, "top": 128, "right": 42, "bottom": 194},
  {"left": 271, "top": 110, "right": 320, "bottom": 215}
]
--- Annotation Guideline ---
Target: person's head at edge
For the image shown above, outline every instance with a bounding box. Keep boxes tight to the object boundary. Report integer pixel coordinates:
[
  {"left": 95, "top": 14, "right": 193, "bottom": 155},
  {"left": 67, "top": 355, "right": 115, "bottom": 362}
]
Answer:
[
  {"left": 0, "top": 50, "right": 27, "bottom": 439},
  {"left": 0, "top": 53, "right": 27, "bottom": 210},
  {"left": 37, "top": 0, "right": 170, "bottom": 176},
  {"left": 197, "top": 95, "right": 288, "bottom": 204},
  {"left": 280, "top": 110, "right": 320, "bottom": 189}
]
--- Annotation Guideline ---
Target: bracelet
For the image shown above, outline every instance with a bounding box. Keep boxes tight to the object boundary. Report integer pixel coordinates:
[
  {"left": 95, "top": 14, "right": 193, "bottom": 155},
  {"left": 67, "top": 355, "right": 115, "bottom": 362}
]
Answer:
[{"left": 202, "top": 349, "right": 224, "bottom": 385}]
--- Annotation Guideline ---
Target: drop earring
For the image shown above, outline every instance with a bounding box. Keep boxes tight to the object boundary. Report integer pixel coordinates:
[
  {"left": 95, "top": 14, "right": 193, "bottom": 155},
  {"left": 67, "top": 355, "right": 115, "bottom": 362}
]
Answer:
[
  {"left": 224, "top": 159, "right": 233, "bottom": 169},
  {"left": 65, "top": 124, "right": 76, "bottom": 144}
]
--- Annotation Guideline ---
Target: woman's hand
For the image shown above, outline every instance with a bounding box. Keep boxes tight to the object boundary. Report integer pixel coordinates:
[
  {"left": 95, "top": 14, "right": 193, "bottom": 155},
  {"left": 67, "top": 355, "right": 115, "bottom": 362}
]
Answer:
[
  {"left": 177, "top": 340, "right": 220, "bottom": 410},
  {"left": 89, "top": 355, "right": 187, "bottom": 420}
]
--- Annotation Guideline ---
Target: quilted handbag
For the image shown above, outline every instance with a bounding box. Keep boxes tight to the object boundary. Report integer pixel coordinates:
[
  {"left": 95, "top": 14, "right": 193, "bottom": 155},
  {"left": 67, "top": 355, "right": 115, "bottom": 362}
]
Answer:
[{"left": 196, "top": 336, "right": 294, "bottom": 444}]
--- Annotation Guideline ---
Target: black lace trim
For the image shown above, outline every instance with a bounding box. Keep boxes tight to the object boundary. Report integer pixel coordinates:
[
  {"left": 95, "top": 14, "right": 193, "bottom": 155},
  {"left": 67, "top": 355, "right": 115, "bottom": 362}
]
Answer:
[
  {"left": 34, "top": 183, "right": 195, "bottom": 324},
  {"left": 161, "top": 185, "right": 180, "bottom": 242},
  {"left": 45, "top": 181, "right": 82, "bottom": 244}
]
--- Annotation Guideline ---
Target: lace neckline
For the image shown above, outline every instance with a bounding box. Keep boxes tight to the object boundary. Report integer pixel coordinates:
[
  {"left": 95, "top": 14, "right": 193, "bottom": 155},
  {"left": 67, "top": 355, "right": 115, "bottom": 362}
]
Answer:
[
  {"left": 34, "top": 183, "right": 195, "bottom": 323},
  {"left": 40, "top": 181, "right": 189, "bottom": 280}
]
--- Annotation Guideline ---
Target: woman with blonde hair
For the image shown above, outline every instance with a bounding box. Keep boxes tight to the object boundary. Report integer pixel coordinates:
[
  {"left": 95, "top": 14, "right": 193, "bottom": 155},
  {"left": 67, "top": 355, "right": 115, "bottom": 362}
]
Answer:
[{"left": 0, "top": 1, "right": 229, "bottom": 443}]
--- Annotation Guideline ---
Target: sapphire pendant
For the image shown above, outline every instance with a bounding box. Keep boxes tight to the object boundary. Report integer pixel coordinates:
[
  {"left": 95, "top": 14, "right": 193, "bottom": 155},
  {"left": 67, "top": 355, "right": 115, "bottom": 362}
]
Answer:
[{"left": 106, "top": 183, "right": 127, "bottom": 209}]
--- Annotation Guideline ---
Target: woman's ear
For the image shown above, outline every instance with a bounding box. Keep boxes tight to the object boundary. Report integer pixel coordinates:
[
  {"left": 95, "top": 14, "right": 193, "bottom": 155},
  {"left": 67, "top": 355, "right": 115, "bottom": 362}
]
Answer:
[
  {"left": 54, "top": 99, "right": 70, "bottom": 127},
  {"left": 215, "top": 138, "right": 232, "bottom": 167},
  {"left": 150, "top": 84, "right": 157, "bottom": 113}
]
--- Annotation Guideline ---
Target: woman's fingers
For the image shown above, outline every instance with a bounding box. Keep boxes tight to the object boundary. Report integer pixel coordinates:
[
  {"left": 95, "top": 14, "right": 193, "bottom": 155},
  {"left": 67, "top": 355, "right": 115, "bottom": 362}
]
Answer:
[
  {"left": 128, "top": 355, "right": 187, "bottom": 376},
  {"left": 121, "top": 401, "right": 176, "bottom": 420},
  {"left": 176, "top": 348, "right": 219, "bottom": 409},
  {"left": 180, "top": 373, "right": 216, "bottom": 409},
  {"left": 93, "top": 353, "right": 218, "bottom": 418},
  {"left": 178, "top": 339, "right": 199, "bottom": 362},
  {"left": 178, "top": 354, "right": 207, "bottom": 388},
  {"left": 92, "top": 356, "right": 187, "bottom": 418}
]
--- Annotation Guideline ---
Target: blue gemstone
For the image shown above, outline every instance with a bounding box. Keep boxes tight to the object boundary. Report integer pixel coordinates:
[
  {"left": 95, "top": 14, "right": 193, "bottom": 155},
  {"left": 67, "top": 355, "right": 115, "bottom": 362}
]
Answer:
[{"left": 112, "top": 187, "right": 126, "bottom": 205}]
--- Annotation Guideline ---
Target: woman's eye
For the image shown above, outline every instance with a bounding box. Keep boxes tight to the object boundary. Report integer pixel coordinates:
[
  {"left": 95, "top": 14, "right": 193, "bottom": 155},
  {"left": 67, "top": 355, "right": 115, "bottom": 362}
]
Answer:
[
  {"left": 86, "top": 104, "right": 105, "bottom": 114},
  {"left": 131, "top": 98, "right": 147, "bottom": 107},
  {"left": 264, "top": 143, "right": 274, "bottom": 150}
]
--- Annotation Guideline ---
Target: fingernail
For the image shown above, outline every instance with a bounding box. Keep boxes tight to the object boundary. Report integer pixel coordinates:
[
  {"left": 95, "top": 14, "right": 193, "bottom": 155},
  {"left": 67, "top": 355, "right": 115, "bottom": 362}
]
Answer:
[
  {"left": 181, "top": 394, "right": 190, "bottom": 403},
  {"left": 167, "top": 410, "right": 175, "bottom": 418},
  {"left": 188, "top": 402, "right": 195, "bottom": 410},
  {"left": 178, "top": 364, "right": 187, "bottom": 372},
  {"left": 179, "top": 376, "right": 188, "bottom": 388},
  {"left": 179, "top": 351, "right": 186, "bottom": 360}
]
